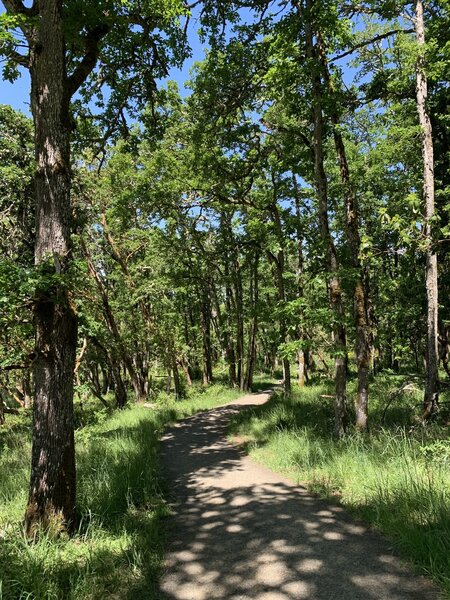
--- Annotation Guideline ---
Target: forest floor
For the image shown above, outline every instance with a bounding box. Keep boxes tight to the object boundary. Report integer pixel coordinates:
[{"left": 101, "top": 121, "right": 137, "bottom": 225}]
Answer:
[{"left": 159, "top": 390, "right": 440, "bottom": 600}]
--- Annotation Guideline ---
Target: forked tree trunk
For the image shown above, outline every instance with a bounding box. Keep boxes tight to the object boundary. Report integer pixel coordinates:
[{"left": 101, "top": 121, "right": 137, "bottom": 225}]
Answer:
[
  {"left": 25, "top": 1, "right": 78, "bottom": 534},
  {"left": 415, "top": 0, "right": 439, "bottom": 419}
]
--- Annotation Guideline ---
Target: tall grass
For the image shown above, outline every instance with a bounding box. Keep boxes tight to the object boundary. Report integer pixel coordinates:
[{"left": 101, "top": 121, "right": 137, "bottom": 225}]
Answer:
[
  {"left": 229, "top": 378, "right": 450, "bottom": 597},
  {"left": 0, "top": 383, "right": 242, "bottom": 600}
]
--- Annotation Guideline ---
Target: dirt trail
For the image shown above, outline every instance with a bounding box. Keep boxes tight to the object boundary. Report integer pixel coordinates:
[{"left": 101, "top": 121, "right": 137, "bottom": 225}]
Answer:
[{"left": 159, "top": 391, "right": 439, "bottom": 600}]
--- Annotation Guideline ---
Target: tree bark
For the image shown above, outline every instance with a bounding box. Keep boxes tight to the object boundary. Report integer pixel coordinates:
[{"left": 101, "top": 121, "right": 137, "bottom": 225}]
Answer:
[
  {"left": 82, "top": 240, "right": 145, "bottom": 402},
  {"left": 232, "top": 257, "right": 245, "bottom": 390},
  {"left": 0, "top": 393, "right": 4, "bottom": 425},
  {"left": 303, "top": 1, "right": 347, "bottom": 437},
  {"left": 293, "top": 174, "right": 307, "bottom": 387},
  {"left": 25, "top": 0, "right": 78, "bottom": 534},
  {"left": 244, "top": 252, "right": 260, "bottom": 391},
  {"left": 316, "top": 34, "right": 373, "bottom": 432},
  {"left": 268, "top": 195, "right": 291, "bottom": 396},
  {"left": 200, "top": 291, "right": 214, "bottom": 385},
  {"left": 415, "top": 0, "right": 439, "bottom": 419}
]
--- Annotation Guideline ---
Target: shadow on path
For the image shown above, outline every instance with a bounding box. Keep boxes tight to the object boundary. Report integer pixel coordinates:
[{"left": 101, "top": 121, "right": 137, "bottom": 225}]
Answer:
[{"left": 159, "top": 392, "right": 439, "bottom": 600}]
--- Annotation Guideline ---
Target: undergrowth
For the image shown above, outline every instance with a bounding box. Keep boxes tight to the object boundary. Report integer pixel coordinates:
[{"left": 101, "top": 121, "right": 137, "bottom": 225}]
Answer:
[
  {"left": 0, "top": 382, "right": 241, "bottom": 600},
  {"left": 229, "top": 375, "right": 450, "bottom": 598}
]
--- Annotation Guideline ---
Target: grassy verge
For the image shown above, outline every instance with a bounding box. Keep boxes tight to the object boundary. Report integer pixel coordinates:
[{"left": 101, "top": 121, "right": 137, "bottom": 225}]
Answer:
[
  {"left": 228, "top": 376, "right": 450, "bottom": 598},
  {"left": 0, "top": 383, "right": 242, "bottom": 600}
]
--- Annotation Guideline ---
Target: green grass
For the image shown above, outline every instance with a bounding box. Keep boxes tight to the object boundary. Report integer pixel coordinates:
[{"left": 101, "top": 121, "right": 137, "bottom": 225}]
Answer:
[
  {"left": 229, "top": 376, "right": 450, "bottom": 598},
  {"left": 0, "top": 382, "right": 243, "bottom": 600}
]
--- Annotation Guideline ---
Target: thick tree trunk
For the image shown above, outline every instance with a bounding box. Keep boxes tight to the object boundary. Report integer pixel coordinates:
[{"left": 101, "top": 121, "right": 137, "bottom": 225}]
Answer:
[
  {"left": 415, "top": 0, "right": 439, "bottom": 419},
  {"left": 25, "top": 0, "right": 78, "bottom": 534},
  {"left": 303, "top": 3, "right": 347, "bottom": 437}
]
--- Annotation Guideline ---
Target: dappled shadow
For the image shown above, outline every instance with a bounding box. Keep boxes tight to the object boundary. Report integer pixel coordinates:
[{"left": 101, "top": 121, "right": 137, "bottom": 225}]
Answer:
[{"left": 158, "top": 393, "right": 439, "bottom": 600}]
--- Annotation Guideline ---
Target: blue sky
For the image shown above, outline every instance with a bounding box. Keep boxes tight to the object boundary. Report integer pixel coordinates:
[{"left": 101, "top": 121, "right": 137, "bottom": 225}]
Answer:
[
  {"left": 0, "top": 8, "right": 208, "bottom": 115},
  {"left": 0, "top": 4, "right": 362, "bottom": 117}
]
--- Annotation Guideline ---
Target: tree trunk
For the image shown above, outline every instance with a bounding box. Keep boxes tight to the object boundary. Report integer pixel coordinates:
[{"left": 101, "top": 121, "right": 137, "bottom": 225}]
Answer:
[
  {"left": 168, "top": 338, "right": 184, "bottom": 399},
  {"left": 268, "top": 196, "right": 291, "bottom": 396},
  {"left": 25, "top": 0, "right": 78, "bottom": 534},
  {"left": 200, "top": 292, "right": 213, "bottom": 385},
  {"left": 225, "top": 282, "right": 238, "bottom": 387},
  {"left": 181, "top": 359, "right": 193, "bottom": 386},
  {"left": 166, "top": 368, "right": 172, "bottom": 394},
  {"left": 233, "top": 260, "right": 245, "bottom": 390},
  {"left": 293, "top": 174, "right": 307, "bottom": 388},
  {"left": 172, "top": 361, "right": 183, "bottom": 399},
  {"left": 244, "top": 252, "right": 259, "bottom": 391},
  {"left": 415, "top": 0, "right": 439, "bottom": 420},
  {"left": 83, "top": 240, "right": 144, "bottom": 402},
  {"left": 316, "top": 33, "right": 373, "bottom": 432},
  {"left": 101, "top": 364, "right": 111, "bottom": 395},
  {"left": 303, "top": 2, "right": 347, "bottom": 437},
  {"left": 111, "top": 361, "right": 127, "bottom": 409},
  {"left": 0, "top": 393, "right": 4, "bottom": 425},
  {"left": 298, "top": 350, "right": 306, "bottom": 387}
]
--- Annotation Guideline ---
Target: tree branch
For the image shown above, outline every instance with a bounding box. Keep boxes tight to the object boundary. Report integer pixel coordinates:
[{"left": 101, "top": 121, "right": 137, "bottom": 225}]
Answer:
[
  {"left": 0, "top": 363, "right": 31, "bottom": 371},
  {"left": 329, "top": 29, "right": 414, "bottom": 63},
  {"left": 4, "top": 48, "right": 29, "bottom": 67},
  {"left": 2, "top": 0, "right": 25, "bottom": 14},
  {"left": 66, "top": 24, "right": 109, "bottom": 98}
]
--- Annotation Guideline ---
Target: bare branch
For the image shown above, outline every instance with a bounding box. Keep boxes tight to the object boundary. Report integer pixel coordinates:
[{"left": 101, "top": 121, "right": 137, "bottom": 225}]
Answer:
[
  {"left": 66, "top": 24, "right": 109, "bottom": 98},
  {"left": 184, "top": 0, "right": 202, "bottom": 8}
]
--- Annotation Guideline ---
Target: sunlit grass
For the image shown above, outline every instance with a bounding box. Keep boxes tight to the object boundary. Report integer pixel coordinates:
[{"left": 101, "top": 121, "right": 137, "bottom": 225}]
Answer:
[
  {"left": 229, "top": 377, "right": 450, "bottom": 597},
  {"left": 0, "top": 383, "right": 243, "bottom": 600}
]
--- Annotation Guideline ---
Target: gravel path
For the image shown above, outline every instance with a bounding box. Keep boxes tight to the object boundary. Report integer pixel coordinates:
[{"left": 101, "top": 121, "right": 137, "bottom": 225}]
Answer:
[{"left": 159, "top": 391, "right": 440, "bottom": 600}]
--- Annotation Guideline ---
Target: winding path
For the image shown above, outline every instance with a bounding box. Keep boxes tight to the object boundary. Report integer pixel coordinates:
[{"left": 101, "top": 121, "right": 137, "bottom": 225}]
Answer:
[{"left": 159, "top": 391, "right": 439, "bottom": 600}]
